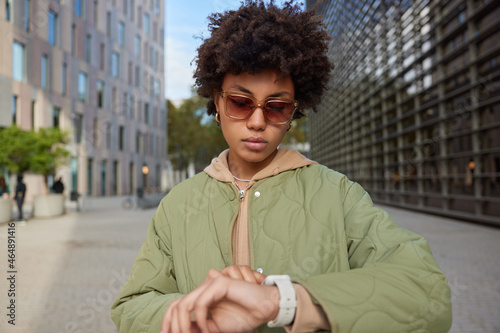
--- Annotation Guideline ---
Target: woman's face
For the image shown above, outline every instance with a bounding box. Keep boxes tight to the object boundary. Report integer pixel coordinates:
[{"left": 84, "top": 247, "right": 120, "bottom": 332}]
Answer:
[{"left": 215, "top": 69, "right": 295, "bottom": 172}]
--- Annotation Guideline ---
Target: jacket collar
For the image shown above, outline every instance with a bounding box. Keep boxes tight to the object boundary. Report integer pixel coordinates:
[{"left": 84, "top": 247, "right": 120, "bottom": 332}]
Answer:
[{"left": 204, "top": 147, "right": 317, "bottom": 183}]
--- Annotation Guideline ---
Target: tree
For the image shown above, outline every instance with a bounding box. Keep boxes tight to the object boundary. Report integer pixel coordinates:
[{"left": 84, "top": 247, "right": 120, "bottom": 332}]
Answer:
[
  {"left": 30, "top": 127, "right": 71, "bottom": 187},
  {"left": 0, "top": 126, "right": 33, "bottom": 174},
  {"left": 0, "top": 126, "right": 70, "bottom": 192},
  {"left": 168, "top": 95, "right": 227, "bottom": 172}
]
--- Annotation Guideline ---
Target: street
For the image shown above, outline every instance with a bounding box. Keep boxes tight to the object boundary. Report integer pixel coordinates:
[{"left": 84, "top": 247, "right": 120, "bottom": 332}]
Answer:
[{"left": 0, "top": 196, "right": 499, "bottom": 332}]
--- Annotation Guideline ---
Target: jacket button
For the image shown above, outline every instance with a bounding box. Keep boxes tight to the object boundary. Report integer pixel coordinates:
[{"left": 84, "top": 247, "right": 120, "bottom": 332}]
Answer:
[{"left": 254, "top": 191, "right": 261, "bottom": 197}]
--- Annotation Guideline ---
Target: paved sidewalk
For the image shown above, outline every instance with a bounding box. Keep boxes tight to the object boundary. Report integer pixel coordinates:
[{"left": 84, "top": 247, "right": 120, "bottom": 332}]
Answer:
[{"left": 0, "top": 197, "right": 499, "bottom": 332}]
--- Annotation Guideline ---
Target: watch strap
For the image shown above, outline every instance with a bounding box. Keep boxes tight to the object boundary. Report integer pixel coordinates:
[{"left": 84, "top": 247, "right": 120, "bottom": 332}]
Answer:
[{"left": 262, "top": 275, "right": 297, "bottom": 327}]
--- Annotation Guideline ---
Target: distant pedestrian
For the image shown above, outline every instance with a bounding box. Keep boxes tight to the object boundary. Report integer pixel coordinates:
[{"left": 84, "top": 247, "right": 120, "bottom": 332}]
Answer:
[
  {"left": 52, "top": 177, "right": 65, "bottom": 194},
  {"left": 14, "top": 174, "right": 26, "bottom": 221}
]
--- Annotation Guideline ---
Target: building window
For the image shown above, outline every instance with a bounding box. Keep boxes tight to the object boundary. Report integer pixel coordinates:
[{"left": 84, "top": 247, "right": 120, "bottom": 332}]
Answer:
[
  {"left": 101, "top": 160, "right": 106, "bottom": 196},
  {"left": 144, "top": 102, "right": 149, "bottom": 124},
  {"left": 87, "top": 158, "right": 93, "bottom": 196},
  {"left": 119, "top": 126, "right": 124, "bottom": 150},
  {"left": 128, "top": 61, "right": 133, "bottom": 84},
  {"left": 71, "top": 157, "right": 78, "bottom": 191},
  {"left": 123, "top": 92, "right": 128, "bottom": 116},
  {"left": 106, "top": 123, "right": 111, "bottom": 149},
  {"left": 24, "top": 0, "right": 30, "bottom": 32},
  {"left": 154, "top": 0, "right": 160, "bottom": 15},
  {"left": 12, "top": 95, "right": 17, "bottom": 125},
  {"left": 143, "top": 13, "right": 150, "bottom": 35},
  {"left": 74, "top": 114, "right": 82, "bottom": 143},
  {"left": 48, "top": 10, "right": 57, "bottom": 45},
  {"left": 138, "top": 6, "right": 142, "bottom": 27},
  {"left": 100, "top": 43, "right": 105, "bottom": 70},
  {"left": 135, "top": 65, "right": 140, "bottom": 87},
  {"left": 154, "top": 79, "right": 160, "bottom": 98},
  {"left": 74, "top": 0, "right": 82, "bottom": 17},
  {"left": 112, "top": 52, "right": 119, "bottom": 78},
  {"left": 106, "top": 11, "right": 111, "bottom": 36},
  {"left": 136, "top": 131, "right": 140, "bottom": 153},
  {"left": 71, "top": 24, "right": 76, "bottom": 54},
  {"left": 85, "top": 34, "right": 91, "bottom": 62},
  {"left": 31, "top": 100, "right": 36, "bottom": 129},
  {"left": 113, "top": 161, "right": 118, "bottom": 195},
  {"left": 112, "top": 87, "right": 117, "bottom": 112},
  {"left": 118, "top": 21, "right": 125, "bottom": 46},
  {"left": 12, "top": 41, "right": 25, "bottom": 82},
  {"left": 6, "top": 0, "right": 11, "bottom": 21},
  {"left": 93, "top": 118, "right": 98, "bottom": 146},
  {"left": 53, "top": 107, "right": 60, "bottom": 128},
  {"left": 134, "top": 35, "right": 140, "bottom": 58},
  {"left": 41, "top": 54, "right": 48, "bottom": 89},
  {"left": 62, "top": 63, "right": 67, "bottom": 95},
  {"left": 78, "top": 72, "right": 87, "bottom": 102},
  {"left": 94, "top": 0, "right": 98, "bottom": 27},
  {"left": 97, "top": 80, "right": 104, "bottom": 107}
]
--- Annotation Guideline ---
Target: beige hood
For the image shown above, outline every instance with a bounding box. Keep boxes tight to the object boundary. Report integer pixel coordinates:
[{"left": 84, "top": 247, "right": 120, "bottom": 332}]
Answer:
[{"left": 204, "top": 147, "right": 317, "bottom": 182}]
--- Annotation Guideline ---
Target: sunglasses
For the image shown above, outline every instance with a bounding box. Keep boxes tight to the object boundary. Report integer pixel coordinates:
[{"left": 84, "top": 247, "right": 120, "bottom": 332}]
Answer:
[{"left": 220, "top": 90, "right": 298, "bottom": 125}]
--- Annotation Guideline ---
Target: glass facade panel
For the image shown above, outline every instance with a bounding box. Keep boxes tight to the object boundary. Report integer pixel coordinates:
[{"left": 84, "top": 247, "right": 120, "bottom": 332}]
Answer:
[
  {"left": 308, "top": 0, "right": 500, "bottom": 225},
  {"left": 41, "top": 55, "right": 48, "bottom": 89},
  {"left": 112, "top": 52, "right": 119, "bottom": 78},
  {"left": 118, "top": 21, "right": 125, "bottom": 46},
  {"left": 48, "top": 11, "right": 57, "bottom": 45},
  {"left": 74, "top": 0, "right": 82, "bottom": 17},
  {"left": 12, "top": 42, "right": 24, "bottom": 82},
  {"left": 78, "top": 72, "right": 87, "bottom": 102}
]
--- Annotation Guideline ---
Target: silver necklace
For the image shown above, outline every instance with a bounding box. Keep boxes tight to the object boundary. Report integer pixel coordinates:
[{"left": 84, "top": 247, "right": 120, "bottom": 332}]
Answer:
[
  {"left": 233, "top": 176, "right": 251, "bottom": 201},
  {"left": 232, "top": 175, "right": 252, "bottom": 182}
]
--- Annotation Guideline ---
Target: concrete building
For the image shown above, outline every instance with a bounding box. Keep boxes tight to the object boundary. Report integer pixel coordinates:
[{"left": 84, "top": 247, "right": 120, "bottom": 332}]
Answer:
[
  {"left": 0, "top": 0, "right": 166, "bottom": 198},
  {"left": 307, "top": 0, "right": 500, "bottom": 225}
]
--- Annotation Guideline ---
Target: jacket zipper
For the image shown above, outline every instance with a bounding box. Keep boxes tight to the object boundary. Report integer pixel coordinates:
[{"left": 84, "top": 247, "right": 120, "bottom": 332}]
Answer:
[{"left": 234, "top": 182, "right": 246, "bottom": 201}]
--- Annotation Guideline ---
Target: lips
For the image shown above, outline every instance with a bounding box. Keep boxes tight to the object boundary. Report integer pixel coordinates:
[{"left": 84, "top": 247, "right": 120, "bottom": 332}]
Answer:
[{"left": 243, "top": 137, "right": 268, "bottom": 150}]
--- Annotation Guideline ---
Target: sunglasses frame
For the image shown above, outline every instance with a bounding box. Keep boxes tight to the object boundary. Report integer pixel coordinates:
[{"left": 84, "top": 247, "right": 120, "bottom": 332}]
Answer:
[{"left": 220, "top": 90, "right": 298, "bottom": 125}]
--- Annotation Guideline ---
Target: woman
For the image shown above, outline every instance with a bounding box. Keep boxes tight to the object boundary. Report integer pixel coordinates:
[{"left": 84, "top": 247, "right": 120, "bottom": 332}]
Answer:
[{"left": 111, "top": 2, "right": 452, "bottom": 332}]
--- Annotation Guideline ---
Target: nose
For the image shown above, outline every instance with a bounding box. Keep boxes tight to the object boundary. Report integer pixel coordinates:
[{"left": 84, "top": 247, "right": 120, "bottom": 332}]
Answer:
[{"left": 246, "top": 105, "right": 267, "bottom": 131}]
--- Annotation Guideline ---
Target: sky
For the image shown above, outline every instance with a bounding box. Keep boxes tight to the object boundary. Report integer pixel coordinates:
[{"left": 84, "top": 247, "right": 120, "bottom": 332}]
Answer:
[{"left": 164, "top": 0, "right": 303, "bottom": 102}]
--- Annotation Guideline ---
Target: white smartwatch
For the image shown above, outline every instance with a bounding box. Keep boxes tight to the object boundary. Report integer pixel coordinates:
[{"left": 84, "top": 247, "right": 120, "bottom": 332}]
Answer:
[{"left": 262, "top": 275, "right": 297, "bottom": 327}]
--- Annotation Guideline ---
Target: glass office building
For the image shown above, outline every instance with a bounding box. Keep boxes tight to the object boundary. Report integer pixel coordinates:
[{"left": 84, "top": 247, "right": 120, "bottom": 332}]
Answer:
[
  {"left": 1, "top": 0, "right": 166, "bottom": 197},
  {"left": 307, "top": 0, "right": 500, "bottom": 225}
]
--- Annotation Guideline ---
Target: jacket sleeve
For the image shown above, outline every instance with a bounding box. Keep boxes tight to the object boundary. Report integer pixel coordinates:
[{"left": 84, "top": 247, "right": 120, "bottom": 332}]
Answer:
[
  {"left": 296, "top": 179, "right": 453, "bottom": 333},
  {"left": 110, "top": 199, "right": 183, "bottom": 332}
]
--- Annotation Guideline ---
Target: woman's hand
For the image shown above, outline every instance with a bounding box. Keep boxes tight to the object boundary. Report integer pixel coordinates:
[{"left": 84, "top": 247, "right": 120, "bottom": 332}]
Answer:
[
  {"left": 205, "top": 265, "right": 266, "bottom": 284},
  {"left": 161, "top": 266, "right": 277, "bottom": 333}
]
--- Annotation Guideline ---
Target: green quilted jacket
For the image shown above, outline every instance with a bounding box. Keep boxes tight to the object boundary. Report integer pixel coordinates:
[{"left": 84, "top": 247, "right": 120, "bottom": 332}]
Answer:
[{"left": 111, "top": 153, "right": 452, "bottom": 333}]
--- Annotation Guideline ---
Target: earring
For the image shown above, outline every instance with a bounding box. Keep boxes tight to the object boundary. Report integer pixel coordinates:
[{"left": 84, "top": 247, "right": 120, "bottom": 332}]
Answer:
[
  {"left": 215, "top": 112, "right": 221, "bottom": 125},
  {"left": 287, "top": 122, "right": 292, "bottom": 131}
]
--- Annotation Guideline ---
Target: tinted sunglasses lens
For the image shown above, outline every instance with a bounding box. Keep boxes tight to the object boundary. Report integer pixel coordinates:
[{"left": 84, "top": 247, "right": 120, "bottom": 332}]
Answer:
[
  {"left": 265, "top": 101, "right": 294, "bottom": 123},
  {"left": 226, "top": 95, "right": 254, "bottom": 117}
]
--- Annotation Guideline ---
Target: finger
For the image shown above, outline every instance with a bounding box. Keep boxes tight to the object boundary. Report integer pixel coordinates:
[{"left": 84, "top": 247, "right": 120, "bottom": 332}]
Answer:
[
  {"left": 161, "top": 298, "right": 180, "bottom": 333},
  {"left": 193, "top": 277, "right": 227, "bottom": 332},
  {"left": 220, "top": 265, "right": 245, "bottom": 280},
  {"left": 252, "top": 270, "right": 266, "bottom": 284},
  {"left": 177, "top": 299, "right": 193, "bottom": 333},
  {"left": 238, "top": 266, "right": 259, "bottom": 283},
  {"left": 205, "top": 268, "right": 222, "bottom": 280}
]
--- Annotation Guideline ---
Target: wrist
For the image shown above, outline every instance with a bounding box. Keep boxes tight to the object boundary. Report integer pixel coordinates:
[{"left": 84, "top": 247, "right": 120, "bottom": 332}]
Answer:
[
  {"left": 262, "top": 275, "right": 297, "bottom": 327},
  {"left": 265, "top": 285, "right": 281, "bottom": 323}
]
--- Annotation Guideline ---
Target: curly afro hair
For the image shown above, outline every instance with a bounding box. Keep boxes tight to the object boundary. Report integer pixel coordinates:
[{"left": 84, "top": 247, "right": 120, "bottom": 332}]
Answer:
[{"left": 194, "top": 0, "right": 333, "bottom": 119}]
